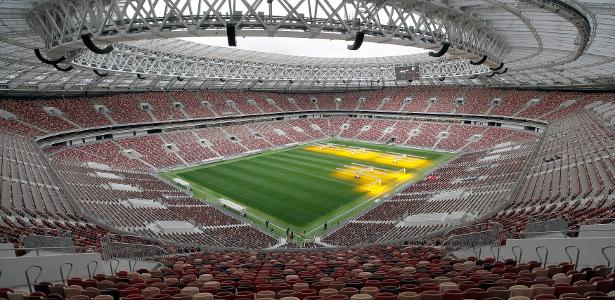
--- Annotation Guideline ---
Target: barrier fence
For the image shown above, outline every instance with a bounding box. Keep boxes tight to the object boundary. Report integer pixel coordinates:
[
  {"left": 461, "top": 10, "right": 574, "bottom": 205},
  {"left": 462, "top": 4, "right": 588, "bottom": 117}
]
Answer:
[
  {"left": 443, "top": 222, "right": 503, "bottom": 253},
  {"left": 22, "top": 231, "right": 75, "bottom": 254},
  {"left": 525, "top": 218, "right": 569, "bottom": 238}
]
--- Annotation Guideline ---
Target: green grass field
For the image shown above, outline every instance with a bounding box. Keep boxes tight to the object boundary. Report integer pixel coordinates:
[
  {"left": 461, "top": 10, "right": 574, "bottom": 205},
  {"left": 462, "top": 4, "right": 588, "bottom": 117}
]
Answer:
[{"left": 161, "top": 139, "right": 453, "bottom": 239}]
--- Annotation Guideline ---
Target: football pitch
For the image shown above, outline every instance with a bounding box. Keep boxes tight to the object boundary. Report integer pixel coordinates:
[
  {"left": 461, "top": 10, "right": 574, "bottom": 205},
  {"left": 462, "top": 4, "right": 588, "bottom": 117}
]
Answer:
[{"left": 161, "top": 140, "right": 454, "bottom": 239}]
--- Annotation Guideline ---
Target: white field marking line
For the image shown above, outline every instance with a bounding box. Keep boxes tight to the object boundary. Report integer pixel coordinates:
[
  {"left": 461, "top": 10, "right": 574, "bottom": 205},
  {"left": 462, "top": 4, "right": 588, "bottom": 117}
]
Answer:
[
  {"left": 242, "top": 210, "right": 288, "bottom": 233},
  {"left": 184, "top": 177, "right": 296, "bottom": 235},
  {"left": 252, "top": 158, "right": 356, "bottom": 187},
  {"left": 191, "top": 183, "right": 288, "bottom": 235},
  {"left": 312, "top": 143, "right": 427, "bottom": 165},
  {"left": 306, "top": 149, "right": 455, "bottom": 235},
  {"left": 189, "top": 143, "right": 450, "bottom": 238},
  {"left": 304, "top": 171, "right": 411, "bottom": 236},
  {"left": 173, "top": 153, "right": 336, "bottom": 237},
  {"left": 301, "top": 145, "right": 447, "bottom": 236}
]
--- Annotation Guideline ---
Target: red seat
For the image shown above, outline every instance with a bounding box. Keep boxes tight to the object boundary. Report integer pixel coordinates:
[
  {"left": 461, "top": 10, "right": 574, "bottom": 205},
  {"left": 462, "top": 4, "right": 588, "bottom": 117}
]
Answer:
[
  {"left": 594, "top": 280, "right": 613, "bottom": 293},
  {"left": 419, "top": 284, "right": 438, "bottom": 293},
  {"left": 125, "top": 294, "right": 146, "bottom": 300},
  {"left": 235, "top": 291, "right": 254, "bottom": 300},
  {"left": 534, "top": 294, "right": 557, "bottom": 300},
  {"left": 419, "top": 290, "right": 442, "bottom": 300},
  {"left": 458, "top": 281, "right": 478, "bottom": 292},
  {"left": 373, "top": 292, "right": 397, "bottom": 300},
  {"left": 298, "top": 289, "right": 318, "bottom": 300},
  {"left": 442, "top": 290, "right": 464, "bottom": 300},
  {"left": 213, "top": 291, "right": 234, "bottom": 300},
  {"left": 464, "top": 288, "right": 488, "bottom": 300},
  {"left": 555, "top": 285, "right": 578, "bottom": 297}
]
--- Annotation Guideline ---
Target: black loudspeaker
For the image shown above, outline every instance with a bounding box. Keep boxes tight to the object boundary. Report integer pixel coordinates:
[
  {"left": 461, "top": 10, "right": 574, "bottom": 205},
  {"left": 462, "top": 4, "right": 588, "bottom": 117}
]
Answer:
[
  {"left": 470, "top": 55, "right": 488, "bottom": 65},
  {"left": 227, "top": 24, "right": 237, "bottom": 47},
  {"left": 347, "top": 32, "right": 365, "bottom": 50},
  {"left": 137, "top": 74, "right": 146, "bottom": 80},
  {"left": 81, "top": 34, "right": 114, "bottom": 54},
  {"left": 53, "top": 64, "right": 73, "bottom": 72},
  {"left": 428, "top": 42, "right": 450, "bottom": 57},
  {"left": 93, "top": 69, "right": 108, "bottom": 77},
  {"left": 490, "top": 63, "right": 504, "bottom": 71},
  {"left": 34, "top": 49, "right": 65, "bottom": 64}
]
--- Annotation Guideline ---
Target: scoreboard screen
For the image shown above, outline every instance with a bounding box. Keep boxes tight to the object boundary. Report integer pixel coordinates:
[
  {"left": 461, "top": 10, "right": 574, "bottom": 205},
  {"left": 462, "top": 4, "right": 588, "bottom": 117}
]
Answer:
[{"left": 395, "top": 65, "right": 421, "bottom": 80}]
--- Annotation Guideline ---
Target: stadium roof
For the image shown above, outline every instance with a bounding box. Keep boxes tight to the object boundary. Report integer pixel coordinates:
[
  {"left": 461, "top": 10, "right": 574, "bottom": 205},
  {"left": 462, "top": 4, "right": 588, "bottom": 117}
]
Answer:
[{"left": 0, "top": 0, "right": 614, "bottom": 95}]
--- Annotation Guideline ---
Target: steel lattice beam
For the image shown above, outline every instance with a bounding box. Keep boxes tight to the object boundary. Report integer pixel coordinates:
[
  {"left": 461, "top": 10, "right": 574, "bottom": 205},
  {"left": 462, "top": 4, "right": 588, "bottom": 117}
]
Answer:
[
  {"left": 28, "top": 0, "right": 509, "bottom": 67},
  {"left": 71, "top": 43, "right": 491, "bottom": 81}
]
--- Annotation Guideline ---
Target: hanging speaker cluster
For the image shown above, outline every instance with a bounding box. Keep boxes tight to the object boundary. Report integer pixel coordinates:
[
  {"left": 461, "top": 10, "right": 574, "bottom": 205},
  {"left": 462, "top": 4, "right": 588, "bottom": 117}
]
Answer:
[
  {"left": 93, "top": 69, "right": 108, "bottom": 77},
  {"left": 81, "top": 34, "right": 114, "bottom": 54},
  {"left": 470, "top": 55, "right": 488, "bottom": 65},
  {"left": 484, "top": 63, "right": 507, "bottom": 77},
  {"left": 34, "top": 49, "right": 72, "bottom": 72},
  {"left": 227, "top": 24, "right": 237, "bottom": 47},
  {"left": 347, "top": 31, "right": 365, "bottom": 50},
  {"left": 428, "top": 42, "right": 450, "bottom": 57},
  {"left": 491, "top": 63, "right": 504, "bottom": 71}
]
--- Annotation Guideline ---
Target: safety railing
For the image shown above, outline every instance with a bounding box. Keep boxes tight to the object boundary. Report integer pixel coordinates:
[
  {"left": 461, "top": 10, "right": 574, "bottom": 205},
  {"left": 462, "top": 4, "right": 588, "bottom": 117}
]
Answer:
[
  {"left": 0, "top": 246, "right": 93, "bottom": 257},
  {"left": 525, "top": 218, "right": 568, "bottom": 238},
  {"left": 22, "top": 232, "right": 76, "bottom": 254},
  {"left": 442, "top": 222, "right": 503, "bottom": 253},
  {"left": 100, "top": 235, "right": 170, "bottom": 261}
]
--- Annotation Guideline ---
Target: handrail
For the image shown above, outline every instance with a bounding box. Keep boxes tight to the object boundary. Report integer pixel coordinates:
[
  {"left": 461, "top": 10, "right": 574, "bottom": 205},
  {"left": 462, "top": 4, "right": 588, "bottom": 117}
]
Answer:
[
  {"left": 128, "top": 259, "right": 137, "bottom": 272},
  {"left": 512, "top": 245, "right": 523, "bottom": 263},
  {"left": 25, "top": 265, "right": 42, "bottom": 293},
  {"left": 87, "top": 261, "right": 98, "bottom": 278},
  {"left": 564, "top": 245, "right": 580, "bottom": 271},
  {"left": 490, "top": 245, "right": 501, "bottom": 261},
  {"left": 472, "top": 246, "right": 482, "bottom": 259},
  {"left": 60, "top": 262, "right": 73, "bottom": 285},
  {"left": 601, "top": 246, "right": 615, "bottom": 267},
  {"left": 109, "top": 259, "right": 120, "bottom": 275},
  {"left": 536, "top": 246, "right": 549, "bottom": 268}
]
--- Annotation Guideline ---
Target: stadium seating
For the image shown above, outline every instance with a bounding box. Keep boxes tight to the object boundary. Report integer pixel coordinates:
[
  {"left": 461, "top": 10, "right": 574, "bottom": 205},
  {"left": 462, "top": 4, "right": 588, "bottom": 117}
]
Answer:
[
  {"left": 1, "top": 88, "right": 614, "bottom": 251},
  {"left": 404, "top": 123, "right": 449, "bottom": 149},
  {"left": 489, "top": 90, "right": 543, "bottom": 117},
  {"left": 457, "top": 88, "right": 502, "bottom": 115},
  {"left": 41, "top": 98, "right": 112, "bottom": 128},
  {"left": 4, "top": 244, "right": 614, "bottom": 300},
  {"left": 171, "top": 92, "right": 217, "bottom": 119},
  {"left": 141, "top": 92, "right": 186, "bottom": 121},
  {"left": 98, "top": 94, "right": 154, "bottom": 124},
  {"left": 0, "top": 99, "right": 77, "bottom": 132},
  {"left": 425, "top": 110, "right": 615, "bottom": 243},
  {"left": 322, "top": 141, "right": 535, "bottom": 246},
  {"left": 163, "top": 132, "right": 219, "bottom": 164},
  {"left": 117, "top": 136, "right": 184, "bottom": 169},
  {"left": 427, "top": 87, "right": 458, "bottom": 113}
]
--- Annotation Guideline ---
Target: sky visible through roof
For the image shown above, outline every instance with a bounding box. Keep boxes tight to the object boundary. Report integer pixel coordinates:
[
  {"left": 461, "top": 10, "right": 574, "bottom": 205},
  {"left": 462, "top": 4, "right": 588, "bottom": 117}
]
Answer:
[{"left": 181, "top": 36, "right": 427, "bottom": 58}]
